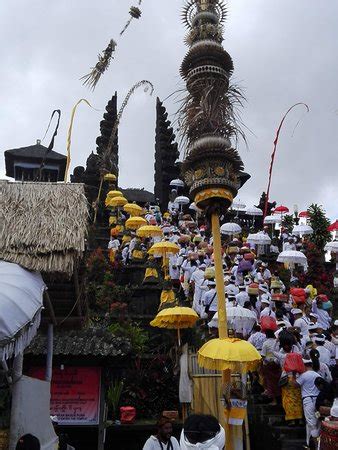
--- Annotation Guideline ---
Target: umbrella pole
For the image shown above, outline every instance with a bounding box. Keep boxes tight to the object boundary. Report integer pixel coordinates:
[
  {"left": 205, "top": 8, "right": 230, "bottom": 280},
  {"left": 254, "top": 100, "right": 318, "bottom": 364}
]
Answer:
[
  {"left": 211, "top": 213, "right": 228, "bottom": 339},
  {"left": 177, "top": 328, "right": 181, "bottom": 347}
]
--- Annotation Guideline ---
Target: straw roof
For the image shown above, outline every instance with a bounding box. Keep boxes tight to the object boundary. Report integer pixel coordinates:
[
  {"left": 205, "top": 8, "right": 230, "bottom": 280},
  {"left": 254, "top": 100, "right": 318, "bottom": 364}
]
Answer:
[{"left": 0, "top": 181, "right": 88, "bottom": 275}]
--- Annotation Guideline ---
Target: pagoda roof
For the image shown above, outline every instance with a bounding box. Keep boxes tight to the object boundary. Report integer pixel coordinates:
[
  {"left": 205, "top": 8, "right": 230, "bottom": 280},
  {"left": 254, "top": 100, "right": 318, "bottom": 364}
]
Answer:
[
  {"left": 122, "top": 188, "right": 155, "bottom": 204},
  {"left": 4, "top": 141, "right": 66, "bottom": 178}
]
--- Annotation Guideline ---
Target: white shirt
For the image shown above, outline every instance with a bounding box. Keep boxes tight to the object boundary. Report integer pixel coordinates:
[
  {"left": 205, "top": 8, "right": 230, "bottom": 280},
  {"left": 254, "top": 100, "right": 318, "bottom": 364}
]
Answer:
[
  {"left": 316, "top": 345, "right": 331, "bottom": 366},
  {"left": 108, "top": 238, "right": 120, "bottom": 250},
  {"left": 143, "top": 435, "right": 180, "bottom": 450},
  {"left": 260, "top": 307, "right": 276, "bottom": 320},
  {"left": 283, "top": 242, "right": 296, "bottom": 251},
  {"left": 190, "top": 270, "right": 207, "bottom": 304},
  {"left": 203, "top": 288, "right": 218, "bottom": 312},
  {"left": 318, "top": 363, "right": 332, "bottom": 383},
  {"left": 169, "top": 254, "right": 182, "bottom": 280},
  {"left": 261, "top": 338, "right": 278, "bottom": 362},
  {"left": 296, "top": 370, "right": 320, "bottom": 398},
  {"left": 235, "top": 291, "right": 249, "bottom": 307},
  {"left": 294, "top": 316, "right": 310, "bottom": 337},
  {"left": 225, "top": 283, "right": 239, "bottom": 299}
]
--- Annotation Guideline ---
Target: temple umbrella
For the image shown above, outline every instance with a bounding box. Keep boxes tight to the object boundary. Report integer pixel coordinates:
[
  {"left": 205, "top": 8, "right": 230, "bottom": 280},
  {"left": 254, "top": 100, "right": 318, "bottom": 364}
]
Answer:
[
  {"left": 0, "top": 261, "right": 45, "bottom": 360},
  {"left": 150, "top": 306, "right": 198, "bottom": 345},
  {"left": 170, "top": 179, "right": 185, "bottom": 188},
  {"left": 137, "top": 225, "right": 163, "bottom": 238},
  {"left": 328, "top": 220, "right": 338, "bottom": 232},
  {"left": 105, "top": 191, "right": 123, "bottom": 207},
  {"left": 325, "top": 241, "right": 338, "bottom": 271},
  {"left": 108, "top": 196, "right": 128, "bottom": 208},
  {"left": 274, "top": 205, "right": 289, "bottom": 214},
  {"left": 220, "top": 223, "right": 242, "bottom": 237},
  {"left": 175, "top": 196, "right": 190, "bottom": 212},
  {"left": 231, "top": 200, "right": 246, "bottom": 211},
  {"left": 245, "top": 206, "right": 263, "bottom": 226},
  {"left": 292, "top": 224, "right": 313, "bottom": 236},
  {"left": 245, "top": 206, "right": 263, "bottom": 216},
  {"left": 299, "top": 211, "right": 309, "bottom": 218},
  {"left": 123, "top": 203, "right": 144, "bottom": 217},
  {"left": 148, "top": 241, "right": 180, "bottom": 256},
  {"left": 125, "top": 216, "right": 147, "bottom": 230},
  {"left": 277, "top": 250, "right": 308, "bottom": 276},
  {"left": 148, "top": 241, "right": 180, "bottom": 275},
  {"left": 247, "top": 232, "right": 271, "bottom": 245},
  {"left": 208, "top": 307, "right": 257, "bottom": 335},
  {"left": 264, "top": 215, "right": 281, "bottom": 225}
]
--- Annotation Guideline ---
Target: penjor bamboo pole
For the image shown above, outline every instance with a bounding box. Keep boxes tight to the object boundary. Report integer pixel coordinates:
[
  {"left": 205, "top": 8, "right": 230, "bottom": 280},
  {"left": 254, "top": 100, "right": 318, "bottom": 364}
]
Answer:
[
  {"left": 212, "top": 212, "right": 234, "bottom": 450},
  {"left": 211, "top": 213, "right": 228, "bottom": 339}
]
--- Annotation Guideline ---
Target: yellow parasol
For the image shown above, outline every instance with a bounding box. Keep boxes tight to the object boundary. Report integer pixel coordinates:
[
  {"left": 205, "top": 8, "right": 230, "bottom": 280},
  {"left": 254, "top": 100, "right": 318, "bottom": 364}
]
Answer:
[
  {"left": 137, "top": 225, "right": 163, "bottom": 238},
  {"left": 197, "top": 215, "right": 261, "bottom": 373},
  {"left": 107, "top": 190, "right": 123, "bottom": 199},
  {"left": 198, "top": 338, "right": 261, "bottom": 372},
  {"left": 104, "top": 173, "right": 117, "bottom": 183},
  {"left": 123, "top": 203, "right": 144, "bottom": 217},
  {"left": 151, "top": 306, "right": 199, "bottom": 345},
  {"left": 148, "top": 241, "right": 180, "bottom": 256},
  {"left": 125, "top": 216, "right": 147, "bottom": 230},
  {"left": 107, "top": 196, "right": 128, "bottom": 208}
]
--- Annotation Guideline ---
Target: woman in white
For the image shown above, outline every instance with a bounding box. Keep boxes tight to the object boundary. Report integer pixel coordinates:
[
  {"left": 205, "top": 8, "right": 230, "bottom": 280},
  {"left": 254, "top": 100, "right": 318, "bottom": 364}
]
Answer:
[{"left": 180, "top": 414, "right": 225, "bottom": 450}]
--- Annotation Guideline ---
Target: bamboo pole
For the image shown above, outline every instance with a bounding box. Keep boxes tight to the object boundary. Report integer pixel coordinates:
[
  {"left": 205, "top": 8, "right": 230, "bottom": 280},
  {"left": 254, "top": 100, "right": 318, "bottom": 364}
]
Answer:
[{"left": 211, "top": 213, "right": 227, "bottom": 338}]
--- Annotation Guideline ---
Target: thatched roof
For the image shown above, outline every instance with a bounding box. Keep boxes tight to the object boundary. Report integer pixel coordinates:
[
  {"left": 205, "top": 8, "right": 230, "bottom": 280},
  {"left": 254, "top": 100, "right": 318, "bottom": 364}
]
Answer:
[{"left": 0, "top": 181, "right": 88, "bottom": 275}]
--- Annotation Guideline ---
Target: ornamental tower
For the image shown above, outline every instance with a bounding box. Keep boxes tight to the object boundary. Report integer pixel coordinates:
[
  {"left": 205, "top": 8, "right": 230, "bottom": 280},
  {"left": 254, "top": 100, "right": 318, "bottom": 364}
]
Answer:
[{"left": 181, "top": 0, "right": 249, "bottom": 214}]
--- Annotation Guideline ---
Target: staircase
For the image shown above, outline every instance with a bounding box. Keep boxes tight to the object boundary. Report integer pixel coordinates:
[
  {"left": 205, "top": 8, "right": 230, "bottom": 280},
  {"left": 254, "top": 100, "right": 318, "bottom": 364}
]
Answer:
[{"left": 248, "top": 397, "right": 306, "bottom": 450}]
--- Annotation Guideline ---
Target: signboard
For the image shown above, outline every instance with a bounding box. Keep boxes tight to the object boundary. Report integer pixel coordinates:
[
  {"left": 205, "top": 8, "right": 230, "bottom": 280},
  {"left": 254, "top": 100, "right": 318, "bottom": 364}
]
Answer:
[
  {"left": 30, "top": 367, "right": 101, "bottom": 425},
  {"left": 224, "top": 399, "right": 247, "bottom": 426}
]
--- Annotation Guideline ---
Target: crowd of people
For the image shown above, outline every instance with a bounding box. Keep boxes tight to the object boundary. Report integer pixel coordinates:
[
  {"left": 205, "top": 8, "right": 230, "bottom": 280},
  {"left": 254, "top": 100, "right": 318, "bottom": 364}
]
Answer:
[{"left": 107, "top": 198, "right": 338, "bottom": 449}]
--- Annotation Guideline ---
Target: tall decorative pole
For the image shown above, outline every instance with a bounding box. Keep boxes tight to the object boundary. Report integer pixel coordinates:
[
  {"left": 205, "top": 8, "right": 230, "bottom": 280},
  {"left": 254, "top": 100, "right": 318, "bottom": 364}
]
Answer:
[{"left": 180, "top": 0, "right": 261, "bottom": 436}]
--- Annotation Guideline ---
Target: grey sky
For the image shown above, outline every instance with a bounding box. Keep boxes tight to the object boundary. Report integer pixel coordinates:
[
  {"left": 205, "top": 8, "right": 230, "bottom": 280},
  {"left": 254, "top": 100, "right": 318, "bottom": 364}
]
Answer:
[{"left": 1, "top": 0, "right": 337, "bottom": 219}]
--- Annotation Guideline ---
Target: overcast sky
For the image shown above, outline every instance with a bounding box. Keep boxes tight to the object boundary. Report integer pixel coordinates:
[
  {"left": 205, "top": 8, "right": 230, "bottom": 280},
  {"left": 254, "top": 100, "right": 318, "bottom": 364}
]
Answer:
[{"left": 1, "top": 0, "right": 337, "bottom": 219}]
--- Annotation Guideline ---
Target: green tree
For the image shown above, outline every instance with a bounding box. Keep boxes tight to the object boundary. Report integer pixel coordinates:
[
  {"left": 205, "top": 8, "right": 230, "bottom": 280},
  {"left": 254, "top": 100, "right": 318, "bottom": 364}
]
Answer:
[
  {"left": 282, "top": 214, "right": 294, "bottom": 234},
  {"left": 308, "top": 204, "right": 331, "bottom": 250}
]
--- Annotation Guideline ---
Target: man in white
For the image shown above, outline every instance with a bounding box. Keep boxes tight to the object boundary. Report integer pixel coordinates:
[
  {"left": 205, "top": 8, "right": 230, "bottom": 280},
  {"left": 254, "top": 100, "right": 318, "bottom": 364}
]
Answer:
[
  {"left": 225, "top": 275, "right": 239, "bottom": 303},
  {"left": 260, "top": 298, "right": 276, "bottom": 319},
  {"left": 294, "top": 359, "right": 320, "bottom": 447},
  {"left": 169, "top": 252, "right": 183, "bottom": 286},
  {"left": 283, "top": 236, "right": 296, "bottom": 251},
  {"left": 190, "top": 264, "right": 207, "bottom": 315},
  {"left": 293, "top": 308, "right": 310, "bottom": 337},
  {"left": 235, "top": 285, "right": 249, "bottom": 307},
  {"left": 203, "top": 280, "right": 218, "bottom": 317},
  {"left": 313, "top": 334, "right": 331, "bottom": 365}
]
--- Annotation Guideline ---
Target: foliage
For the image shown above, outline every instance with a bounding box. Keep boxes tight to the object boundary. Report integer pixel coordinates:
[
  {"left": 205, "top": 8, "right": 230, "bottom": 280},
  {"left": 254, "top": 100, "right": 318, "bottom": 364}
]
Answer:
[
  {"left": 298, "top": 241, "right": 334, "bottom": 296},
  {"left": 308, "top": 204, "right": 331, "bottom": 250},
  {"left": 108, "top": 322, "right": 148, "bottom": 354},
  {"left": 86, "top": 248, "right": 111, "bottom": 284},
  {"left": 121, "top": 356, "right": 179, "bottom": 419},
  {"left": 281, "top": 214, "right": 294, "bottom": 234},
  {"left": 107, "top": 380, "right": 124, "bottom": 420}
]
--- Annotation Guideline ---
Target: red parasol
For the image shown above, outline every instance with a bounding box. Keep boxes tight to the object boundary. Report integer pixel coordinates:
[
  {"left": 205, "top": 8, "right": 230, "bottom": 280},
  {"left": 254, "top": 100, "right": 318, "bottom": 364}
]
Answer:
[
  {"left": 328, "top": 220, "right": 338, "bottom": 232},
  {"left": 274, "top": 205, "right": 289, "bottom": 214},
  {"left": 298, "top": 211, "right": 309, "bottom": 218}
]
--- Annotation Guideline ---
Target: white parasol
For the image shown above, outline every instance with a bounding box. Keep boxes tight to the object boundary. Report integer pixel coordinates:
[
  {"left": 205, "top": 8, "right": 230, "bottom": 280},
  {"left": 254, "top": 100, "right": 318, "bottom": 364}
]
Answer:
[
  {"left": 170, "top": 179, "right": 184, "bottom": 188},
  {"left": 245, "top": 206, "right": 263, "bottom": 216},
  {"left": 231, "top": 200, "right": 246, "bottom": 211},
  {"left": 0, "top": 261, "right": 45, "bottom": 361},
  {"left": 220, "top": 223, "right": 242, "bottom": 235},
  {"left": 264, "top": 215, "right": 282, "bottom": 225},
  {"left": 208, "top": 306, "right": 257, "bottom": 336},
  {"left": 247, "top": 232, "right": 271, "bottom": 245},
  {"left": 325, "top": 241, "right": 338, "bottom": 253},
  {"left": 292, "top": 224, "right": 313, "bottom": 236},
  {"left": 277, "top": 250, "right": 308, "bottom": 274}
]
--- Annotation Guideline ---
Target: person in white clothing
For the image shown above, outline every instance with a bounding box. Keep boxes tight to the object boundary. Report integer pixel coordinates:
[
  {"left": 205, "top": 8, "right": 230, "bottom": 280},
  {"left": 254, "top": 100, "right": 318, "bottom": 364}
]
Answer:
[
  {"left": 283, "top": 237, "right": 296, "bottom": 251},
  {"left": 260, "top": 299, "right": 276, "bottom": 320},
  {"left": 190, "top": 264, "right": 206, "bottom": 315},
  {"left": 203, "top": 281, "right": 218, "bottom": 320},
  {"left": 293, "top": 309, "right": 310, "bottom": 337},
  {"left": 293, "top": 359, "right": 321, "bottom": 447},
  {"left": 180, "top": 414, "right": 225, "bottom": 450},
  {"left": 143, "top": 417, "right": 180, "bottom": 450},
  {"left": 235, "top": 285, "right": 249, "bottom": 307},
  {"left": 313, "top": 334, "right": 331, "bottom": 365}
]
